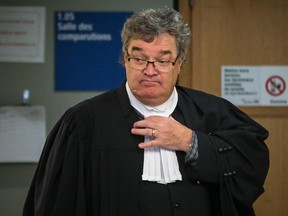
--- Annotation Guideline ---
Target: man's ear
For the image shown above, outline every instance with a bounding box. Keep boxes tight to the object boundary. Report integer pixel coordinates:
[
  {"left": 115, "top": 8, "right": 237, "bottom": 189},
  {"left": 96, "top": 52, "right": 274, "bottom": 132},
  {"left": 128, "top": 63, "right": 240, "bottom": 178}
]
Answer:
[{"left": 177, "top": 58, "right": 183, "bottom": 74}]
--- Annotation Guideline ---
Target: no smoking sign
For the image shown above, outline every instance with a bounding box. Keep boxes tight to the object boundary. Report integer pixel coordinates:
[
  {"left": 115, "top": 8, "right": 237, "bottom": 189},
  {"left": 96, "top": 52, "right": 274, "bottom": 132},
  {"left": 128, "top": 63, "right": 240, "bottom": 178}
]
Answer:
[
  {"left": 222, "top": 66, "right": 288, "bottom": 106},
  {"left": 265, "top": 75, "right": 286, "bottom": 96}
]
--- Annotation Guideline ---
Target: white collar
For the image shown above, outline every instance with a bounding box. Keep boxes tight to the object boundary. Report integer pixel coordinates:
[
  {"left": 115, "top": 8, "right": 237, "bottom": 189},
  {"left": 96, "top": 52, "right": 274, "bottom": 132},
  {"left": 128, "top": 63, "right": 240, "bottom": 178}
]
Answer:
[
  {"left": 125, "top": 82, "right": 178, "bottom": 117},
  {"left": 125, "top": 82, "right": 182, "bottom": 184}
]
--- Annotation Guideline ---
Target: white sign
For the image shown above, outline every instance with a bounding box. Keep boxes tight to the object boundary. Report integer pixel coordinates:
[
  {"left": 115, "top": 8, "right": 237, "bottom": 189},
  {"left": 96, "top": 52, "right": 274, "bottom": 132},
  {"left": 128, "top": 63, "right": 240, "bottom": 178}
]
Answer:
[
  {"left": 0, "top": 106, "right": 46, "bottom": 163},
  {"left": 0, "top": 6, "right": 45, "bottom": 63},
  {"left": 222, "top": 66, "right": 288, "bottom": 106}
]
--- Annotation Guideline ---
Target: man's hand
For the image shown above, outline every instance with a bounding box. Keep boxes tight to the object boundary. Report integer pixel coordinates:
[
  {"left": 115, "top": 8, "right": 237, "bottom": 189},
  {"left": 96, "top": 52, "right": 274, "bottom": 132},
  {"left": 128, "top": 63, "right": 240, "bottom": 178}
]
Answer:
[{"left": 131, "top": 116, "right": 193, "bottom": 153}]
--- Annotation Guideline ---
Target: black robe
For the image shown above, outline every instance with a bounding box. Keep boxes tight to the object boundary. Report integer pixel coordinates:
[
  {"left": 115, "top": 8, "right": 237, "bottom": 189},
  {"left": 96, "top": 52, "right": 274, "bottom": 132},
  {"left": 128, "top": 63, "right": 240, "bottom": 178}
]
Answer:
[{"left": 23, "top": 84, "right": 269, "bottom": 216}]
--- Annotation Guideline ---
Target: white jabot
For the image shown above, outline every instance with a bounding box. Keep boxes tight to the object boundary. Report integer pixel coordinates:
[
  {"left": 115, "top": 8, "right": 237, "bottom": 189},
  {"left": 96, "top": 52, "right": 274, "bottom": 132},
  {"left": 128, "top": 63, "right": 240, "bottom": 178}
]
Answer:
[{"left": 126, "top": 82, "right": 182, "bottom": 184}]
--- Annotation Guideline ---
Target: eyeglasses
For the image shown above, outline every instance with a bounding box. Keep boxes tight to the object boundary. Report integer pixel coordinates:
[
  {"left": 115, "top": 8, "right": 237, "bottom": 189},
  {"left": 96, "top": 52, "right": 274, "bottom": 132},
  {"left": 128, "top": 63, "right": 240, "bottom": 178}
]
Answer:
[{"left": 127, "top": 56, "right": 178, "bottom": 73}]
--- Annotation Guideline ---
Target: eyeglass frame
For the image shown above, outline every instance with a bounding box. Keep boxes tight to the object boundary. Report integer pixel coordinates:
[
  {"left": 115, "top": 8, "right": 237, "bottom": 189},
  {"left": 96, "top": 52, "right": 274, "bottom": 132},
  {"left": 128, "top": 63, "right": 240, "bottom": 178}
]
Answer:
[{"left": 126, "top": 54, "right": 179, "bottom": 73}]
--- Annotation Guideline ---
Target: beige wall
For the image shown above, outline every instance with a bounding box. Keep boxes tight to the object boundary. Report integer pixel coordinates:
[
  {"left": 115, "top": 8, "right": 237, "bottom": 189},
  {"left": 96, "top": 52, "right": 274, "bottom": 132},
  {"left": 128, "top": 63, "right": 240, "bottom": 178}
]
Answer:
[{"left": 178, "top": 1, "right": 288, "bottom": 215}]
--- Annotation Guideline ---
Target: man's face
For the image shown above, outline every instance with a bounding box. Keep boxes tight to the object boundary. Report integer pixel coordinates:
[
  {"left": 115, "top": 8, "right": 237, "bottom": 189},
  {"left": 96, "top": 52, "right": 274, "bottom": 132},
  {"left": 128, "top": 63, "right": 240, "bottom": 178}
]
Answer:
[{"left": 125, "top": 33, "right": 182, "bottom": 106}]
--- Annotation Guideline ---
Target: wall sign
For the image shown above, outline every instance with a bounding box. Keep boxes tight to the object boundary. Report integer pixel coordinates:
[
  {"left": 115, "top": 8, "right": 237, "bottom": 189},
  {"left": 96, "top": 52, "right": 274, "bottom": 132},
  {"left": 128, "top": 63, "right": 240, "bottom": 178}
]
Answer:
[
  {"left": 0, "top": 6, "right": 45, "bottom": 63},
  {"left": 55, "top": 11, "right": 132, "bottom": 91},
  {"left": 265, "top": 75, "right": 286, "bottom": 96},
  {"left": 0, "top": 106, "right": 46, "bottom": 163},
  {"left": 221, "top": 66, "right": 288, "bottom": 106}
]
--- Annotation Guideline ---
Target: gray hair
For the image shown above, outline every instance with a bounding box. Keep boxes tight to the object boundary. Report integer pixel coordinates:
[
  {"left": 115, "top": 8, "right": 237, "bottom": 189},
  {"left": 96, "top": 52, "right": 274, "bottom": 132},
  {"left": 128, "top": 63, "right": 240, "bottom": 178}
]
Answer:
[{"left": 120, "top": 7, "right": 191, "bottom": 65}]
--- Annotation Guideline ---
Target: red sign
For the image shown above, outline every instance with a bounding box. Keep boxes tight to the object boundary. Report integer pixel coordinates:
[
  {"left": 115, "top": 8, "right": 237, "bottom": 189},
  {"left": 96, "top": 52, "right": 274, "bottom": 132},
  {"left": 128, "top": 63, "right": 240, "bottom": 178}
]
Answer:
[{"left": 265, "top": 75, "right": 286, "bottom": 96}]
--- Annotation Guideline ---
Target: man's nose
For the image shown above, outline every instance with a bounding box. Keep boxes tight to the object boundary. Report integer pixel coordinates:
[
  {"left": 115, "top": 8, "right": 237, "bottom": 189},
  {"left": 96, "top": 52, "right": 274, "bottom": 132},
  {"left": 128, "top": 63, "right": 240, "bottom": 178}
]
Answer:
[{"left": 144, "top": 62, "right": 157, "bottom": 75}]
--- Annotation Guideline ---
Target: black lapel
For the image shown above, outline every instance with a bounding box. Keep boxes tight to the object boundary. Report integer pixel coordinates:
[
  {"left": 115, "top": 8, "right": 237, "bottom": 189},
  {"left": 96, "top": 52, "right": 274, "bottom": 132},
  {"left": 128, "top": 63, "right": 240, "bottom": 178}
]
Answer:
[
  {"left": 176, "top": 87, "right": 207, "bottom": 132},
  {"left": 115, "top": 82, "right": 144, "bottom": 150}
]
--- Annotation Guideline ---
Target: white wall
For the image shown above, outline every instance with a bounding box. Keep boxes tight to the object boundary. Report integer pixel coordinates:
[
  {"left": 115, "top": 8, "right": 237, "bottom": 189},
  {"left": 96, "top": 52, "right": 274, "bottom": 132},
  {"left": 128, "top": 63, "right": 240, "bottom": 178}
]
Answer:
[{"left": 0, "top": 0, "right": 174, "bottom": 215}]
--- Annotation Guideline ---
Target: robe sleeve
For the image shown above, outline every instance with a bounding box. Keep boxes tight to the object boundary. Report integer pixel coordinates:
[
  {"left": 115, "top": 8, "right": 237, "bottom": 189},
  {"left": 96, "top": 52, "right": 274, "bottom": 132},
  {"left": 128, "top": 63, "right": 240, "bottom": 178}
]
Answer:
[
  {"left": 187, "top": 98, "right": 269, "bottom": 216},
  {"left": 23, "top": 104, "right": 92, "bottom": 216}
]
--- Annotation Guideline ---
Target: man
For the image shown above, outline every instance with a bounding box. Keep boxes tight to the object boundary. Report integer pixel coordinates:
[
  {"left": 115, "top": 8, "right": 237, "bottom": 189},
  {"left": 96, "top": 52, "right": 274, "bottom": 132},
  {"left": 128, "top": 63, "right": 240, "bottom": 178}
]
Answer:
[{"left": 23, "top": 7, "right": 269, "bottom": 216}]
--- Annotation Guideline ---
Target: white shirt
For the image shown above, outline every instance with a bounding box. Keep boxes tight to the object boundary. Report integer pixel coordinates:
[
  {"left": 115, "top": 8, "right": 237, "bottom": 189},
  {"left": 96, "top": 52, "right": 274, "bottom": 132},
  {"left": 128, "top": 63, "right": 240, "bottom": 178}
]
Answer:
[{"left": 126, "top": 82, "right": 182, "bottom": 184}]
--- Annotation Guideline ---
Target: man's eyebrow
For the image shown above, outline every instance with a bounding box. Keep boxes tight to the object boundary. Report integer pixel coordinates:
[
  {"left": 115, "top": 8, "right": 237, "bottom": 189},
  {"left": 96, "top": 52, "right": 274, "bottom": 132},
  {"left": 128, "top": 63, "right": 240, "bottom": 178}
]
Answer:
[
  {"left": 130, "top": 46, "right": 143, "bottom": 52},
  {"left": 159, "top": 50, "right": 172, "bottom": 55},
  {"left": 130, "top": 46, "right": 172, "bottom": 56}
]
